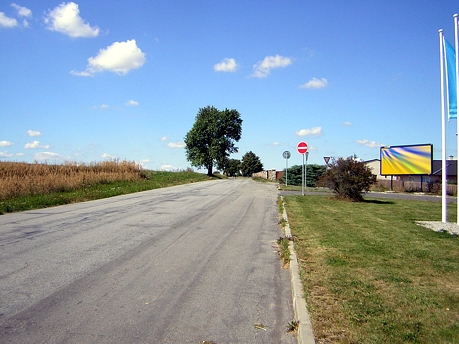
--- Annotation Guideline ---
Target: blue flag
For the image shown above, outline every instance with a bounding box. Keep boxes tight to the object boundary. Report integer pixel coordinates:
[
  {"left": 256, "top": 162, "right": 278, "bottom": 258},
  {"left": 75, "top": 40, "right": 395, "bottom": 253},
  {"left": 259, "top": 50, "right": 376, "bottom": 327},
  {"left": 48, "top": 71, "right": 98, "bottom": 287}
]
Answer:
[{"left": 445, "top": 38, "right": 457, "bottom": 120}]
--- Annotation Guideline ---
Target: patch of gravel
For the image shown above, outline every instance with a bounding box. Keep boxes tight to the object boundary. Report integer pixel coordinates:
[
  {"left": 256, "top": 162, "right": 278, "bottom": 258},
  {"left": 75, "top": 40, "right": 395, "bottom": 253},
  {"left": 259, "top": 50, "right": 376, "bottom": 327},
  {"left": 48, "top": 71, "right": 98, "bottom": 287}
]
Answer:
[{"left": 416, "top": 221, "right": 459, "bottom": 235}]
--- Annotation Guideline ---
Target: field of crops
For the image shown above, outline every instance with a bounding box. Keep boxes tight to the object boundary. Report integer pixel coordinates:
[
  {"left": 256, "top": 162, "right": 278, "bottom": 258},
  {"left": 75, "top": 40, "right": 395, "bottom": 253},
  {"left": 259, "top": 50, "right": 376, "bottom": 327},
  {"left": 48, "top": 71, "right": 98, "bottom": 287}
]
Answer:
[{"left": 0, "top": 160, "right": 143, "bottom": 200}]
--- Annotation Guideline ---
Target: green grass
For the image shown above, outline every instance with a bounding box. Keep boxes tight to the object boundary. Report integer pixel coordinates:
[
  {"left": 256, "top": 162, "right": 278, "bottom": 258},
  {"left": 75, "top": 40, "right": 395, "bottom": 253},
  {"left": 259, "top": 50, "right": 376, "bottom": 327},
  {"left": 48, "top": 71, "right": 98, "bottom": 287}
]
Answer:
[
  {"left": 278, "top": 184, "right": 330, "bottom": 193},
  {"left": 0, "top": 170, "right": 212, "bottom": 214},
  {"left": 284, "top": 195, "right": 459, "bottom": 344}
]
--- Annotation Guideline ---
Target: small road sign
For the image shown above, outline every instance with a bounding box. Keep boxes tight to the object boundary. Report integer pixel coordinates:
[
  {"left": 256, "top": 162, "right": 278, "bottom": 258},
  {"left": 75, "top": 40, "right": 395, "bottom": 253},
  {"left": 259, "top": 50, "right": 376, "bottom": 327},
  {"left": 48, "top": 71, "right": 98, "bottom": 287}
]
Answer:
[
  {"left": 283, "top": 151, "right": 291, "bottom": 159},
  {"left": 297, "top": 141, "right": 308, "bottom": 155}
]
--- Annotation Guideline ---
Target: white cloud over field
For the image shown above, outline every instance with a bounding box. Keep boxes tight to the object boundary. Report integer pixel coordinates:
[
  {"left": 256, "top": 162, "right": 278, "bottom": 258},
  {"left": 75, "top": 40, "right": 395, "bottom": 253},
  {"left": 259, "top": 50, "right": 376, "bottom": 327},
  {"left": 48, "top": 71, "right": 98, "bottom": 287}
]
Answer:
[
  {"left": 72, "top": 40, "right": 146, "bottom": 76},
  {"left": 167, "top": 142, "right": 186, "bottom": 148},
  {"left": 251, "top": 55, "right": 292, "bottom": 78},
  {"left": 300, "top": 77, "right": 328, "bottom": 89},
  {"left": 214, "top": 58, "right": 238, "bottom": 72},
  {"left": 356, "top": 139, "right": 383, "bottom": 148},
  {"left": 44, "top": 2, "right": 99, "bottom": 38},
  {"left": 295, "top": 127, "right": 323, "bottom": 137}
]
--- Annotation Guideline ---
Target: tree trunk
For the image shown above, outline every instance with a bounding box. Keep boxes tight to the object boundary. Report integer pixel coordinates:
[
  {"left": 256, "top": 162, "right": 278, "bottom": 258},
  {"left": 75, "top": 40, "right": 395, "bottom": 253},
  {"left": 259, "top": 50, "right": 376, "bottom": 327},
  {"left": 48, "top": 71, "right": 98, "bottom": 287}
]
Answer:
[{"left": 207, "top": 164, "right": 213, "bottom": 176}]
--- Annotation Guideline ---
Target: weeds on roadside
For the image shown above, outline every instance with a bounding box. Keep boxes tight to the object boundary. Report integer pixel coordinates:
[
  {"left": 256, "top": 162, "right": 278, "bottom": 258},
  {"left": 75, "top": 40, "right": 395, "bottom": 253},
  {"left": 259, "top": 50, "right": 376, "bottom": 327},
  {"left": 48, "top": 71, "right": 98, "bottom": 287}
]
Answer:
[
  {"left": 287, "top": 319, "right": 299, "bottom": 333},
  {"left": 277, "top": 236, "right": 290, "bottom": 266}
]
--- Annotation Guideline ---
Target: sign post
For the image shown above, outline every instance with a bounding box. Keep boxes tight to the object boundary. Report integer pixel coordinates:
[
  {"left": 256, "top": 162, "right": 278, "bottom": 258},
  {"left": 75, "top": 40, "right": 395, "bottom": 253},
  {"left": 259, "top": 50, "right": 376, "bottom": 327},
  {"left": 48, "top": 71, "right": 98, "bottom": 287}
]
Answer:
[
  {"left": 297, "top": 142, "right": 308, "bottom": 196},
  {"left": 305, "top": 152, "right": 309, "bottom": 194},
  {"left": 282, "top": 151, "right": 291, "bottom": 186}
]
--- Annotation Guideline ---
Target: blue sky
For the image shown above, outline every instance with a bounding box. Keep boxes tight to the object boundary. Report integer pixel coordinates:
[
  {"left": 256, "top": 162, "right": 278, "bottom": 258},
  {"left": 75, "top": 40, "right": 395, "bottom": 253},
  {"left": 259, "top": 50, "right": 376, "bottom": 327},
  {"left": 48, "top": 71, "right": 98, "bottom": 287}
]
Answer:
[{"left": 0, "top": 1, "right": 458, "bottom": 171}]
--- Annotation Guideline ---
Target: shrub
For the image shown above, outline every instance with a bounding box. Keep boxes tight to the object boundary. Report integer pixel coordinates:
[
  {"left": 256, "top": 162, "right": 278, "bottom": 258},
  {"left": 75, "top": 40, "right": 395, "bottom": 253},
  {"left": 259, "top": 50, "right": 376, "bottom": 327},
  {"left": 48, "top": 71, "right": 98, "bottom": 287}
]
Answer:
[{"left": 320, "top": 157, "right": 376, "bottom": 201}]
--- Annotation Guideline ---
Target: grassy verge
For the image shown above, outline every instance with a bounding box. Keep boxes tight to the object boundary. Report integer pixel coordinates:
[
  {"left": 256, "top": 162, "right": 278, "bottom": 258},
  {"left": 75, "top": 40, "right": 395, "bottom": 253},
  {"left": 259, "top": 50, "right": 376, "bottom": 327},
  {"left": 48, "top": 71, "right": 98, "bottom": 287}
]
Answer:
[
  {"left": 278, "top": 184, "right": 330, "bottom": 193},
  {"left": 284, "top": 195, "right": 459, "bottom": 343},
  {"left": 0, "top": 170, "right": 211, "bottom": 214}
]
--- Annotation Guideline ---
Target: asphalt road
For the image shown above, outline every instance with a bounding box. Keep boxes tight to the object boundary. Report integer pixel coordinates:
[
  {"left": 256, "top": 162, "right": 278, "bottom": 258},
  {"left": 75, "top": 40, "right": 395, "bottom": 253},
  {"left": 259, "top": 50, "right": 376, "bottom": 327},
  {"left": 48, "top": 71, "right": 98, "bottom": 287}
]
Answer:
[{"left": 0, "top": 179, "right": 295, "bottom": 343}]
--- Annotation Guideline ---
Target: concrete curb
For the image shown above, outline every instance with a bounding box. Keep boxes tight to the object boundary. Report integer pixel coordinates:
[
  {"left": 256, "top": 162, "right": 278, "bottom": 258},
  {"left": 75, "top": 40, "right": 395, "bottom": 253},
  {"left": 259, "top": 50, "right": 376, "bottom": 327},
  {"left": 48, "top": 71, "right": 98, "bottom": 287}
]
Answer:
[{"left": 281, "top": 197, "right": 315, "bottom": 344}]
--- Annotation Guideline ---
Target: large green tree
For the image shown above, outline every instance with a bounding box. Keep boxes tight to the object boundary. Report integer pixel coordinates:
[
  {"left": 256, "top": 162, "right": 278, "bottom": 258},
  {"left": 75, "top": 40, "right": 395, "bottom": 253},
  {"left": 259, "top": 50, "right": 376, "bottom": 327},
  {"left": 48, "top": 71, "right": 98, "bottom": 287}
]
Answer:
[
  {"left": 184, "top": 106, "right": 242, "bottom": 176},
  {"left": 223, "top": 158, "right": 241, "bottom": 177},
  {"left": 240, "top": 151, "right": 263, "bottom": 177}
]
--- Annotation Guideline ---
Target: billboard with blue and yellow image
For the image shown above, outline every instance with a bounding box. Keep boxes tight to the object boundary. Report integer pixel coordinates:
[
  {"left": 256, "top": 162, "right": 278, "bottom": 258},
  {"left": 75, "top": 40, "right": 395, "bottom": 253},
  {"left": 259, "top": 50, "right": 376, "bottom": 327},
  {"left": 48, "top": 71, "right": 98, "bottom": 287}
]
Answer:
[{"left": 380, "top": 144, "right": 433, "bottom": 175}]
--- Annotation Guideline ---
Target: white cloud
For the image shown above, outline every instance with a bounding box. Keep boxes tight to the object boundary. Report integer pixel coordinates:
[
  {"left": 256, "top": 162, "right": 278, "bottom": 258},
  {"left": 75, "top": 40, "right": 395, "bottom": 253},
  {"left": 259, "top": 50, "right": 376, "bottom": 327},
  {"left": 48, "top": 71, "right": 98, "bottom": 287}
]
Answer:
[
  {"left": 92, "top": 104, "right": 110, "bottom": 109},
  {"left": 356, "top": 139, "right": 383, "bottom": 148},
  {"left": 11, "top": 3, "right": 32, "bottom": 17},
  {"left": 167, "top": 141, "right": 186, "bottom": 148},
  {"left": 25, "top": 141, "right": 39, "bottom": 149},
  {"left": 27, "top": 130, "right": 41, "bottom": 137},
  {"left": 342, "top": 121, "right": 353, "bottom": 126},
  {"left": 0, "top": 12, "right": 17, "bottom": 28},
  {"left": 251, "top": 55, "right": 292, "bottom": 78},
  {"left": 126, "top": 100, "right": 139, "bottom": 106},
  {"left": 160, "top": 136, "right": 168, "bottom": 141},
  {"left": 34, "top": 152, "right": 66, "bottom": 161},
  {"left": 268, "top": 142, "right": 280, "bottom": 146},
  {"left": 44, "top": 2, "right": 99, "bottom": 38},
  {"left": 300, "top": 77, "right": 328, "bottom": 89},
  {"left": 0, "top": 140, "right": 13, "bottom": 147},
  {"left": 213, "top": 58, "right": 238, "bottom": 72},
  {"left": 71, "top": 40, "right": 146, "bottom": 76},
  {"left": 71, "top": 70, "right": 93, "bottom": 77},
  {"left": 24, "top": 141, "right": 50, "bottom": 149},
  {"left": 138, "top": 159, "right": 150, "bottom": 168},
  {"left": 101, "top": 153, "right": 118, "bottom": 160},
  {"left": 160, "top": 164, "right": 179, "bottom": 171},
  {"left": 16, "top": 152, "right": 24, "bottom": 156},
  {"left": 0, "top": 151, "right": 13, "bottom": 158},
  {"left": 295, "top": 127, "right": 323, "bottom": 137}
]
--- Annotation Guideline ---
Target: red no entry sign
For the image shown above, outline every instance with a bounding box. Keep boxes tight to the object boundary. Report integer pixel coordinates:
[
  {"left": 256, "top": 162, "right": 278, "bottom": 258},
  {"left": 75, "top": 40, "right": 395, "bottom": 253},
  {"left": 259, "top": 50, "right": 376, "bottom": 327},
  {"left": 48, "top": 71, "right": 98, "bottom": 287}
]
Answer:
[{"left": 297, "top": 141, "right": 308, "bottom": 154}]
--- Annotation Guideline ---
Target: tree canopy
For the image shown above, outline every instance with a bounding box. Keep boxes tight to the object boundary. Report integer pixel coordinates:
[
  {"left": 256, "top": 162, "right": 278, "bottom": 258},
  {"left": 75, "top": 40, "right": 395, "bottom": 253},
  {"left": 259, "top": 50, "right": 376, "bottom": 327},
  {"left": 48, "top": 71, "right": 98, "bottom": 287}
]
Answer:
[
  {"left": 240, "top": 151, "right": 263, "bottom": 177},
  {"left": 184, "top": 106, "right": 242, "bottom": 176},
  {"left": 223, "top": 158, "right": 241, "bottom": 177}
]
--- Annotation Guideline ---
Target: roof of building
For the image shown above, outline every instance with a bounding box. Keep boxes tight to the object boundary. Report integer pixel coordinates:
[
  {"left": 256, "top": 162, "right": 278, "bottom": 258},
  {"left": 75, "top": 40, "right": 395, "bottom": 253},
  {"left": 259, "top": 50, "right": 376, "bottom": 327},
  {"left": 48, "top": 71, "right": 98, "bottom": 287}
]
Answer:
[{"left": 432, "top": 160, "right": 457, "bottom": 176}]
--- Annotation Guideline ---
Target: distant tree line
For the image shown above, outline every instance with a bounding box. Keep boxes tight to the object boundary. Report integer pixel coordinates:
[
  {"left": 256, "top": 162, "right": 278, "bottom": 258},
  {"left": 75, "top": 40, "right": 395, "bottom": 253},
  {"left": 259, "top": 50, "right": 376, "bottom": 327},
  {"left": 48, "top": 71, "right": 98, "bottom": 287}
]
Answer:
[{"left": 183, "top": 106, "right": 374, "bottom": 201}]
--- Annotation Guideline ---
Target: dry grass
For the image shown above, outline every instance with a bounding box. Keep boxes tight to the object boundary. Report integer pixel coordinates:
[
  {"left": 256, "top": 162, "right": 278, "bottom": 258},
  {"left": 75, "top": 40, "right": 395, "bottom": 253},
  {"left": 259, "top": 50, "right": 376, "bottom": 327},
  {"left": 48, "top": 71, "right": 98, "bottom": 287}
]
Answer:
[{"left": 0, "top": 160, "right": 143, "bottom": 200}]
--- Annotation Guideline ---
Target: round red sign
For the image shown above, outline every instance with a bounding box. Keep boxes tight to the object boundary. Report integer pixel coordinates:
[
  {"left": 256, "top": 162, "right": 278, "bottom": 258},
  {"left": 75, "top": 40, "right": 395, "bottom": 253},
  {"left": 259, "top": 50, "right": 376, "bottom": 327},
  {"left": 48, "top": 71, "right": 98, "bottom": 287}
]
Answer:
[{"left": 297, "top": 141, "right": 308, "bottom": 154}]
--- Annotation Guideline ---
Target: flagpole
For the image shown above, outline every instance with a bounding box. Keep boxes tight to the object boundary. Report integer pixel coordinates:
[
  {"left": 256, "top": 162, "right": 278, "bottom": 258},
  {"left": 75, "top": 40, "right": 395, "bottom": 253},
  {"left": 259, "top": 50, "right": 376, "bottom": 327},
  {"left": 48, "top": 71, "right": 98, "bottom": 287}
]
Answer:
[
  {"left": 440, "top": 30, "right": 448, "bottom": 223},
  {"left": 454, "top": 14, "right": 459, "bottom": 224}
]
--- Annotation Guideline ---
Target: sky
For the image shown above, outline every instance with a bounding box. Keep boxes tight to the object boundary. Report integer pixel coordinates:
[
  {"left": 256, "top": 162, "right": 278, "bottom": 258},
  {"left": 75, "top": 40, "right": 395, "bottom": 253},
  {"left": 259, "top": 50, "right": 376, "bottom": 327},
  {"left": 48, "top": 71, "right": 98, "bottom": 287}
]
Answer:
[{"left": 1, "top": 1, "right": 458, "bottom": 172}]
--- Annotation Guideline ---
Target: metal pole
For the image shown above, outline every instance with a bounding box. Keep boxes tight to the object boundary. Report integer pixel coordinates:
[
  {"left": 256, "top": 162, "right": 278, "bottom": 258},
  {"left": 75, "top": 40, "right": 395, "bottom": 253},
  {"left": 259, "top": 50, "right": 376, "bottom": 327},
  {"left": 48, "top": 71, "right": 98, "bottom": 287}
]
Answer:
[
  {"left": 439, "top": 29, "right": 447, "bottom": 222},
  {"left": 305, "top": 152, "right": 309, "bottom": 192},
  {"left": 302, "top": 154, "right": 305, "bottom": 196},
  {"left": 454, "top": 14, "right": 459, "bottom": 223},
  {"left": 286, "top": 158, "right": 288, "bottom": 187}
]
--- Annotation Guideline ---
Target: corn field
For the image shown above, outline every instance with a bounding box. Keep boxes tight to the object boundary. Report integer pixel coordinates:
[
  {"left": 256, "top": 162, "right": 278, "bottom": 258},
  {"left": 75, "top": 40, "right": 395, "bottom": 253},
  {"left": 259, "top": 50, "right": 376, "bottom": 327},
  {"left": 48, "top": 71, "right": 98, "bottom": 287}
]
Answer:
[{"left": 0, "top": 160, "right": 143, "bottom": 200}]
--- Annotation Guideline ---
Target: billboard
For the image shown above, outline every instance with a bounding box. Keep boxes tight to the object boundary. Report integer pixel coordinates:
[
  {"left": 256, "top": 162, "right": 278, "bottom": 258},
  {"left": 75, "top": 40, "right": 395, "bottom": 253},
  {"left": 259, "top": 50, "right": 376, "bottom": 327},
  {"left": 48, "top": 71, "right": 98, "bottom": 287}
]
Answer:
[{"left": 380, "top": 144, "right": 433, "bottom": 175}]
